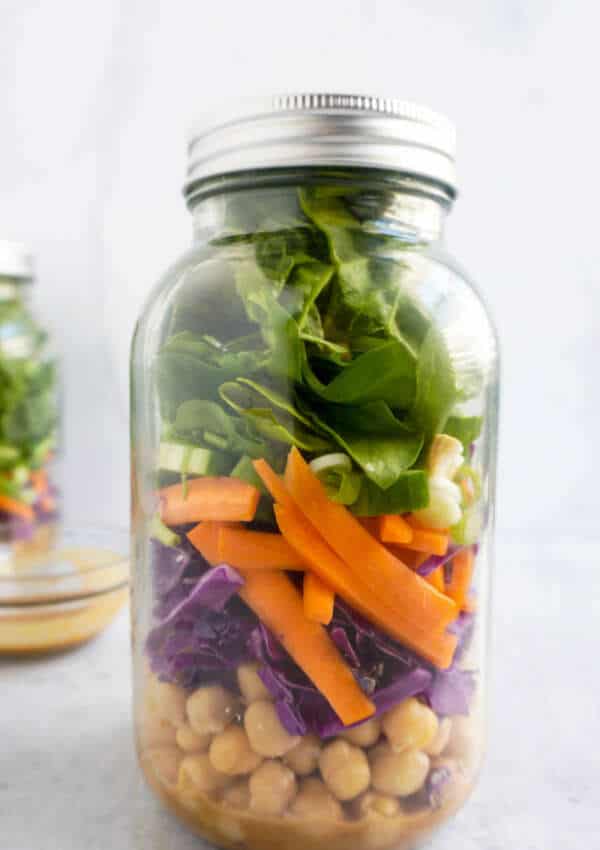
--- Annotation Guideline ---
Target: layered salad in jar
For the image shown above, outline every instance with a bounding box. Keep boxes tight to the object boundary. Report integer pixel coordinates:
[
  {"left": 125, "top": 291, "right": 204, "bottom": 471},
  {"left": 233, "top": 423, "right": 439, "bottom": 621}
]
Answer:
[
  {"left": 136, "top": 184, "right": 487, "bottom": 850},
  {"left": 0, "top": 309, "right": 59, "bottom": 563}
]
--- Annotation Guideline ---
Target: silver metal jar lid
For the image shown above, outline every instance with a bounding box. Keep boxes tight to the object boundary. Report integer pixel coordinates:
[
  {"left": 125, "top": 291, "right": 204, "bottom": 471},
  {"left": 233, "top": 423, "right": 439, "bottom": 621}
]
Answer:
[
  {"left": 186, "top": 93, "right": 457, "bottom": 198},
  {"left": 0, "top": 240, "right": 34, "bottom": 280}
]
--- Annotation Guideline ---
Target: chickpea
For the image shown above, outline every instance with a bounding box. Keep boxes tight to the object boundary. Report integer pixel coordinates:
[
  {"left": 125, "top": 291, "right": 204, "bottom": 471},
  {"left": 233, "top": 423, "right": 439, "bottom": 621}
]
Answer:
[
  {"left": 214, "top": 814, "right": 245, "bottom": 844},
  {"left": 319, "top": 739, "right": 371, "bottom": 801},
  {"left": 222, "top": 779, "right": 251, "bottom": 810},
  {"left": 425, "top": 717, "right": 452, "bottom": 757},
  {"left": 371, "top": 746, "right": 430, "bottom": 797},
  {"left": 186, "top": 685, "right": 240, "bottom": 736},
  {"left": 249, "top": 760, "right": 297, "bottom": 815},
  {"left": 138, "top": 711, "right": 177, "bottom": 749},
  {"left": 283, "top": 734, "right": 321, "bottom": 776},
  {"left": 341, "top": 717, "right": 381, "bottom": 748},
  {"left": 237, "top": 663, "right": 271, "bottom": 703},
  {"left": 209, "top": 725, "right": 263, "bottom": 775},
  {"left": 176, "top": 723, "right": 211, "bottom": 754},
  {"left": 145, "top": 747, "right": 182, "bottom": 789},
  {"left": 289, "top": 777, "right": 343, "bottom": 820},
  {"left": 354, "top": 791, "right": 401, "bottom": 818},
  {"left": 368, "top": 741, "right": 389, "bottom": 763},
  {"left": 244, "top": 701, "right": 300, "bottom": 758},
  {"left": 146, "top": 678, "right": 187, "bottom": 727},
  {"left": 178, "top": 753, "right": 231, "bottom": 796},
  {"left": 382, "top": 698, "right": 438, "bottom": 753}
]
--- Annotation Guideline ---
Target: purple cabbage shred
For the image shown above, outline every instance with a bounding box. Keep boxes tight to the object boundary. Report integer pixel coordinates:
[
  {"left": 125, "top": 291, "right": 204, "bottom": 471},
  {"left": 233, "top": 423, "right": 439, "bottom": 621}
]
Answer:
[{"left": 145, "top": 537, "right": 478, "bottom": 732}]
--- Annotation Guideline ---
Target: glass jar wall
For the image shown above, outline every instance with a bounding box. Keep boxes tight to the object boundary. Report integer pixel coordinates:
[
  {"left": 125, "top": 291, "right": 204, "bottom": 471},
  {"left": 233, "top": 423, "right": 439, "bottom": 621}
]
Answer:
[
  {"left": 0, "top": 241, "right": 60, "bottom": 566},
  {"left": 131, "top": 97, "right": 499, "bottom": 850}
]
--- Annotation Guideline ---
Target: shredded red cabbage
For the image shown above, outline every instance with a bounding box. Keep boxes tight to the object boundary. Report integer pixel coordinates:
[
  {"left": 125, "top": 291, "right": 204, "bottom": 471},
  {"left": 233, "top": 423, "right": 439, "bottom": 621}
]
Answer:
[
  {"left": 416, "top": 545, "right": 463, "bottom": 578},
  {"left": 145, "top": 540, "right": 477, "bottom": 731}
]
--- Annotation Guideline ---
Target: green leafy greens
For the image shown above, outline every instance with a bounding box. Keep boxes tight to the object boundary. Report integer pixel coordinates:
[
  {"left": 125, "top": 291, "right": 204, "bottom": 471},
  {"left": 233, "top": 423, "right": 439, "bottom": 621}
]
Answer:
[
  {"left": 0, "top": 297, "right": 58, "bottom": 504},
  {"left": 152, "top": 181, "right": 481, "bottom": 520}
]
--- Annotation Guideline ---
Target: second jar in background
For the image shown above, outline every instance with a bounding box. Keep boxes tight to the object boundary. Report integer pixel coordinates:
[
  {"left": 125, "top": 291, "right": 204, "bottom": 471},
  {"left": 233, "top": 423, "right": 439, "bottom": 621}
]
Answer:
[{"left": 0, "top": 241, "right": 60, "bottom": 566}]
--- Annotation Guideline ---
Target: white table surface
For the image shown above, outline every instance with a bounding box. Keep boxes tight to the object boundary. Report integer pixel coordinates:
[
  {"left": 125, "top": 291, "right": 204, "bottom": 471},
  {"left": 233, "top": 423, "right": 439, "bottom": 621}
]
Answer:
[{"left": 1, "top": 541, "right": 598, "bottom": 850}]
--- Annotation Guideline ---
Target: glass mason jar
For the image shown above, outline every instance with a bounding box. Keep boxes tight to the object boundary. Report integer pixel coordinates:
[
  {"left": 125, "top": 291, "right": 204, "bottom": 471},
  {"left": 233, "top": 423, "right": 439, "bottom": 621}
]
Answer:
[
  {"left": 0, "top": 241, "right": 60, "bottom": 565},
  {"left": 131, "top": 95, "right": 499, "bottom": 850}
]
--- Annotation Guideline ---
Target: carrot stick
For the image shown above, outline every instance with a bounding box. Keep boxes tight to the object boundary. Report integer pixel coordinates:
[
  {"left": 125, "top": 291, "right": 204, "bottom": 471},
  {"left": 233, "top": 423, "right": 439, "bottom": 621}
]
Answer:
[
  {"left": 284, "top": 448, "right": 457, "bottom": 631},
  {"left": 238, "top": 569, "right": 375, "bottom": 726},
  {"left": 382, "top": 545, "right": 429, "bottom": 571},
  {"left": 426, "top": 567, "right": 445, "bottom": 593},
  {"left": 30, "top": 470, "right": 49, "bottom": 495},
  {"left": 403, "top": 516, "right": 449, "bottom": 557},
  {"left": 39, "top": 495, "right": 56, "bottom": 513},
  {"left": 188, "top": 522, "right": 306, "bottom": 572},
  {"left": 275, "top": 504, "right": 458, "bottom": 669},
  {"left": 377, "top": 515, "right": 414, "bottom": 544},
  {"left": 0, "top": 493, "right": 34, "bottom": 521},
  {"left": 252, "top": 459, "right": 295, "bottom": 509},
  {"left": 218, "top": 526, "right": 306, "bottom": 571},
  {"left": 187, "top": 522, "right": 223, "bottom": 565},
  {"left": 160, "top": 477, "right": 260, "bottom": 526},
  {"left": 303, "top": 572, "right": 335, "bottom": 625},
  {"left": 446, "top": 548, "right": 475, "bottom": 609}
]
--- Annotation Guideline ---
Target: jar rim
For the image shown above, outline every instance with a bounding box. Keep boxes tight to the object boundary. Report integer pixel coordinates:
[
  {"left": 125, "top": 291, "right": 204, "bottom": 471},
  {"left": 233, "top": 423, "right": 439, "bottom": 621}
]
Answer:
[
  {"left": 0, "top": 240, "right": 34, "bottom": 281},
  {"left": 185, "top": 93, "right": 457, "bottom": 200}
]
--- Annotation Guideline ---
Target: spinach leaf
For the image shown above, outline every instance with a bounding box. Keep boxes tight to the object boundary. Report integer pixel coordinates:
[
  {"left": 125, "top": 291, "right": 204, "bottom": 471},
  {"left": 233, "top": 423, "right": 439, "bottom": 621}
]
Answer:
[
  {"left": 445, "top": 416, "right": 483, "bottom": 450},
  {"left": 0, "top": 359, "right": 57, "bottom": 451},
  {"left": 235, "top": 261, "right": 304, "bottom": 381},
  {"left": 255, "top": 228, "right": 325, "bottom": 283},
  {"left": 220, "top": 379, "right": 331, "bottom": 453},
  {"left": 410, "top": 325, "right": 456, "bottom": 440},
  {"left": 351, "top": 470, "right": 430, "bottom": 516},
  {"left": 223, "top": 189, "right": 309, "bottom": 235},
  {"left": 300, "top": 187, "right": 426, "bottom": 347},
  {"left": 303, "top": 340, "right": 416, "bottom": 409},
  {"left": 280, "top": 261, "right": 334, "bottom": 338},
  {"left": 154, "top": 331, "right": 268, "bottom": 419},
  {"left": 307, "top": 401, "right": 423, "bottom": 490},
  {"left": 173, "top": 399, "right": 265, "bottom": 458},
  {"left": 230, "top": 454, "right": 267, "bottom": 493}
]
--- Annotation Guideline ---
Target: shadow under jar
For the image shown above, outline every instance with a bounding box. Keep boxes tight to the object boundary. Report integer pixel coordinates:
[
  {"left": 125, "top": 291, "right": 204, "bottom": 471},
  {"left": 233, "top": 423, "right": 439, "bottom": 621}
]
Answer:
[{"left": 130, "top": 94, "right": 499, "bottom": 850}]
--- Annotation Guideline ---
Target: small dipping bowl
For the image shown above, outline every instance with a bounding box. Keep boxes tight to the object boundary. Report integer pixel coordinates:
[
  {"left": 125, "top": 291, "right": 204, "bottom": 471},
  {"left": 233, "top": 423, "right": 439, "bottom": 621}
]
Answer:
[{"left": 0, "top": 527, "right": 129, "bottom": 654}]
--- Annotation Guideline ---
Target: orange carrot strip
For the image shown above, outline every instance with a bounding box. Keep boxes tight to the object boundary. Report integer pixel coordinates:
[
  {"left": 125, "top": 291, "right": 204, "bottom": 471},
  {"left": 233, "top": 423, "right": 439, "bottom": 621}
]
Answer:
[
  {"left": 0, "top": 493, "right": 34, "bottom": 521},
  {"left": 402, "top": 517, "right": 449, "bottom": 557},
  {"left": 187, "top": 522, "right": 223, "bottom": 565},
  {"left": 303, "top": 572, "right": 335, "bottom": 625},
  {"left": 426, "top": 567, "right": 445, "bottom": 593},
  {"left": 257, "top": 454, "right": 457, "bottom": 663},
  {"left": 385, "top": 546, "right": 429, "bottom": 571},
  {"left": 160, "top": 477, "right": 260, "bottom": 526},
  {"left": 218, "top": 526, "right": 306, "bottom": 571},
  {"left": 275, "top": 504, "right": 457, "bottom": 669},
  {"left": 252, "top": 459, "right": 295, "bottom": 509},
  {"left": 284, "top": 448, "right": 457, "bottom": 631},
  {"left": 377, "top": 515, "right": 414, "bottom": 544},
  {"left": 30, "top": 470, "right": 49, "bottom": 495},
  {"left": 446, "top": 548, "right": 475, "bottom": 610},
  {"left": 238, "top": 569, "right": 375, "bottom": 726},
  {"left": 39, "top": 495, "right": 56, "bottom": 513}
]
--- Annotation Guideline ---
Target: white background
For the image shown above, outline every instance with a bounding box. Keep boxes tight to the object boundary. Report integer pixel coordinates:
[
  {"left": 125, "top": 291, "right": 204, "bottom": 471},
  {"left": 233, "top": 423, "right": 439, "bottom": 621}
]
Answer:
[{"left": 0, "top": 0, "right": 598, "bottom": 538}]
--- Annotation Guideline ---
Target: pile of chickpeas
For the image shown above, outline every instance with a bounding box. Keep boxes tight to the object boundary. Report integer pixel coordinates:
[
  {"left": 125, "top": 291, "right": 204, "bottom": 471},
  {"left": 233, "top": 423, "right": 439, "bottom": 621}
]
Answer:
[{"left": 139, "top": 661, "right": 467, "bottom": 825}]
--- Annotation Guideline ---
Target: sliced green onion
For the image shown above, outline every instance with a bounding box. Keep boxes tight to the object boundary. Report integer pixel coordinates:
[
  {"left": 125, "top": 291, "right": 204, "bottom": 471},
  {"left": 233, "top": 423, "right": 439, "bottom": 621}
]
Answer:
[{"left": 309, "top": 453, "right": 352, "bottom": 476}]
